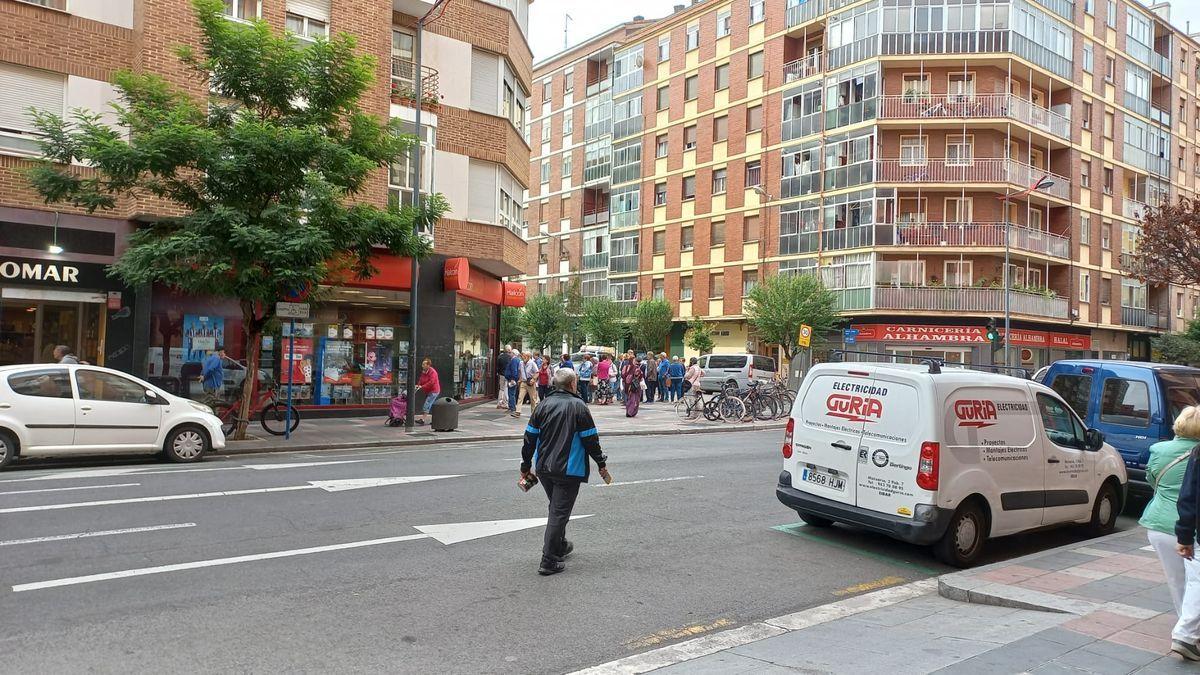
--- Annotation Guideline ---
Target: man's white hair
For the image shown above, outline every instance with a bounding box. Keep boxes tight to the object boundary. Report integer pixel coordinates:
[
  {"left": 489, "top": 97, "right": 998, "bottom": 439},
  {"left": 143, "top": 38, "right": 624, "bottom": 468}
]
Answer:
[{"left": 553, "top": 367, "right": 578, "bottom": 390}]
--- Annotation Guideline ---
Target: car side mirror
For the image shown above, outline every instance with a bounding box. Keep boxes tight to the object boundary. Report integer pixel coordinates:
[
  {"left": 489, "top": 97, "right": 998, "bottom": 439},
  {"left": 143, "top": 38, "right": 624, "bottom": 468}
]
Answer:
[
  {"left": 145, "top": 390, "right": 163, "bottom": 404},
  {"left": 1084, "top": 428, "right": 1104, "bottom": 452}
]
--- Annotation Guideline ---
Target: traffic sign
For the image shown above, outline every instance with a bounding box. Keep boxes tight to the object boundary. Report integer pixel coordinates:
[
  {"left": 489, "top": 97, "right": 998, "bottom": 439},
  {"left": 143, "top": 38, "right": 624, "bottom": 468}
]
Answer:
[
  {"left": 843, "top": 328, "right": 860, "bottom": 344},
  {"left": 798, "top": 324, "right": 813, "bottom": 348},
  {"left": 276, "top": 301, "right": 310, "bottom": 319}
]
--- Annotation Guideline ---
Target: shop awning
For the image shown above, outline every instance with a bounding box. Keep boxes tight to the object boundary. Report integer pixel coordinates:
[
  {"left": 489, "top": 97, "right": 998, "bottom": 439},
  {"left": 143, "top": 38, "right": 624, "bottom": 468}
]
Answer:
[{"left": 328, "top": 253, "right": 525, "bottom": 307}]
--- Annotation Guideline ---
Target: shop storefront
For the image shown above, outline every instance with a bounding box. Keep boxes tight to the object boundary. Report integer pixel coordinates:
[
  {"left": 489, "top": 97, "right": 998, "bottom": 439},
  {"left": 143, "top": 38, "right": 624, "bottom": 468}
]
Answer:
[{"left": 848, "top": 323, "right": 1092, "bottom": 371}]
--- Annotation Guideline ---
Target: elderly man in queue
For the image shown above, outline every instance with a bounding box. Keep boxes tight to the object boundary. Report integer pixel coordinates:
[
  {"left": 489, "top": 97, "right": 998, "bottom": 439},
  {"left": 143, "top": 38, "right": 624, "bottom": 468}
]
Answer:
[{"left": 520, "top": 367, "right": 611, "bottom": 576}]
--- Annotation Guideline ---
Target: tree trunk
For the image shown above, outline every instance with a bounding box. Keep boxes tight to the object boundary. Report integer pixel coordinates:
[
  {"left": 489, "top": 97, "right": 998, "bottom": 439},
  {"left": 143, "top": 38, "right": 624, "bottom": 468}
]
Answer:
[{"left": 233, "top": 300, "right": 265, "bottom": 441}]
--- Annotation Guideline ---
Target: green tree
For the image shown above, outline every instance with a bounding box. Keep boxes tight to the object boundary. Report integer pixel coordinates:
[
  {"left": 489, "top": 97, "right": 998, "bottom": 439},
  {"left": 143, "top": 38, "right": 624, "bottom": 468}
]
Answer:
[
  {"left": 580, "top": 297, "right": 624, "bottom": 348},
  {"left": 631, "top": 299, "right": 673, "bottom": 353},
  {"left": 26, "top": 0, "right": 445, "bottom": 439},
  {"left": 685, "top": 317, "right": 715, "bottom": 355},
  {"left": 744, "top": 273, "right": 839, "bottom": 360},
  {"left": 522, "top": 293, "right": 568, "bottom": 353},
  {"left": 1152, "top": 318, "right": 1200, "bottom": 366},
  {"left": 499, "top": 306, "right": 524, "bottom": 349}
]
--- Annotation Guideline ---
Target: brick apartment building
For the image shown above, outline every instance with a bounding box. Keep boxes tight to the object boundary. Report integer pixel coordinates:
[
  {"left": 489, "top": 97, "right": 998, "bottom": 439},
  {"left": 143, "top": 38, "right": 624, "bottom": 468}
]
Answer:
[
  {"left": 0, "top": 0, "right": 532, "bottom": 408},
  {"left": 524, "top": 0, "right": 1200, "bottom": 370}
]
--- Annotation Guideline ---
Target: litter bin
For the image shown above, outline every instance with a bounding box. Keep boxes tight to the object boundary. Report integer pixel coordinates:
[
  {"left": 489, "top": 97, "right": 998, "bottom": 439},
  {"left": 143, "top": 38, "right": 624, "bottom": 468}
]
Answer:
[{"left": 430, "top": 397, "right": 460, "bottom": 432}]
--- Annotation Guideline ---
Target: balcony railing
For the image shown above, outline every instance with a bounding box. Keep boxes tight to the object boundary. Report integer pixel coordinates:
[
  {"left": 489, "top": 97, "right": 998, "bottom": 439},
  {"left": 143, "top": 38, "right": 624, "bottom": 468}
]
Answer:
[
  {"left": 582, "top": 252, "right": 609, "bottom": 270},
  {"left": 1122, "top": 306, "right": 1170, "bottom": 329},
  {"left": 391, "top": 58, "right": 440, "bottom": 105},
  {"left": 1122, "top": 199, "right": 1150, "bottom": 221},
  {"left": 877, "top": 93, "right": 1070, "bottom": 140},
  {"left": 874, "top": 286, "right": 1068, "bottom": 319},
  {"left": 1152, "top": 52, "right": 1172, "bottom": 78},
  {"left": 582, "top": 207, "right": 609, "bottom": 226},
  {"left": 786, "top": 0, "right": 824, "bottom": 27},
  {"left": 879, "top": 222, "right": 1070, "bottom": 259},
  {"left": 876, "top": 158, "right": 1071, "bottom": 200},
  {"left": 821, "top": 224, "right": 874, "bottom": 251},
  {"left": 1151, "top": 105, "right": 1171, "bottom": 127},
  {"left": 783, "top": 52, "right": 823, "bottom": 83}
]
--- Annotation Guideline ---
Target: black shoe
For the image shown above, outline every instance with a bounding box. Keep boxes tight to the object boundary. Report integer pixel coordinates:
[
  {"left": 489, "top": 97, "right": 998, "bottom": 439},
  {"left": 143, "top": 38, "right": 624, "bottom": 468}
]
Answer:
[
  {"left": 538, "top": 561, "right": 565, "bottom": 576},
  {"left": 562, "top": 541, "right": 574, "bottom": 558}
]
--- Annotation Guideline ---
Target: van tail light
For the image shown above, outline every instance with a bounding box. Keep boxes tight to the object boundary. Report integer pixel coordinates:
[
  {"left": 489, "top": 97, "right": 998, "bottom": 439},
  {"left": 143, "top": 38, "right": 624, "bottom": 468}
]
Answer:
[
  {"left": 916, "top": 441, "right": 939, "bottom": 491},
  {"left": 782, "top": 418, "right": 795, "bottom": 459}
]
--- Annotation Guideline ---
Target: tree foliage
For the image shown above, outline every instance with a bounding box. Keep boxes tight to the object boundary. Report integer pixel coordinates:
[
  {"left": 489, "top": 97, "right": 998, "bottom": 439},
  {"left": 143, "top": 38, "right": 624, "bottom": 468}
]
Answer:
[
  {"left": 685, "top": 317, "right": 715, "bottom": 355},
  {"left": 631, "top": 299, "right": 673, "bottom": 353},
  {"left": 26, "top": 0, "right": 446, "bottom": 438},
  {"left": 1152, "top": 318, "right": 1200, "bottom": 366},
  {"left": 1132, "top": 198, "right": 1200, "bottom": 286},
  {"left": 580, "top": 297, "right": 624, "bottom": 348},
  {"left": 562, "top": 276, "right": 585, "bottom": 350},
  {"left": 499, "top": 306, "right": 524, "bottom": 348},
  {"left": 522, "top": 293, "right": 567, "bottom": 353},
  {"left": 744, "top": 273, "right": 839, "bottom": 360}
]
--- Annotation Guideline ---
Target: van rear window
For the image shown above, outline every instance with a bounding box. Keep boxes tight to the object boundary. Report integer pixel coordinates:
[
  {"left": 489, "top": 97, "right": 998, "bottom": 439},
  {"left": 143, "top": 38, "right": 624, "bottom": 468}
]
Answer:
[
  {"left": 1049, "top": 374, "right": 1092, "bottom": 418},
  {"left": 1159, "top": 372, "right": 1200, "bottom": 422},
  {"left": 1099, "top": 378, "right": 1151, "bottom": 427},
  {"left": 707, "top": 356, "right": 748, "bottom": 369},
  {"left": 752, "top": 356, "right": 776, "bottom": 372}
]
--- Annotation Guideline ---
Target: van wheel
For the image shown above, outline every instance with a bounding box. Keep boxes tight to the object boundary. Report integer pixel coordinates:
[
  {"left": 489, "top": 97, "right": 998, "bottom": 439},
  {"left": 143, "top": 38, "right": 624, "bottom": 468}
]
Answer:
[
  {"left": 797, "top": 511, "right": 833, "bottom": 527},
  {"left": 1087, "top": 483, "right": 1120, "bottom": 536},
  {"left": 934, "top": 502, "right": 987, "bottom": 568},
  {"left": 0, "top": 430, "right": 15, "bottom": 469},
  {"left": 164, "top": 425, "right": 209, "bottom": 463}
]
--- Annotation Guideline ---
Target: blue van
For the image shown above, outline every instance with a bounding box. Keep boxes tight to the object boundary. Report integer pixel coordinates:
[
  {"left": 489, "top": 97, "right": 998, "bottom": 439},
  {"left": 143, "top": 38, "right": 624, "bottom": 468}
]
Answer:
[{"left": 1040, "top": 360, "right": 1200, "bottom": 497}]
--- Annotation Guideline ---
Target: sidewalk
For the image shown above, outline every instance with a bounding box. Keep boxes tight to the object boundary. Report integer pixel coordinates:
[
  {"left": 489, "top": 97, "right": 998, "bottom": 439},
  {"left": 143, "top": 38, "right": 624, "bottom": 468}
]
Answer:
[
  {"left": 220, "top": 397, "right": 784, "bottom": 454},
  {"left": 578, "top": 527, "right": 1192, "bottom": 674}
]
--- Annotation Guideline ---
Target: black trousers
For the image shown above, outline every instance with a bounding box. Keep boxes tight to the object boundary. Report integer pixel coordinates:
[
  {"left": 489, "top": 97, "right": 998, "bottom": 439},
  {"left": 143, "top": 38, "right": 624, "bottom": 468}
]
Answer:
[{"left": 540, "top": 474, "right": 581, "bottom": 565}]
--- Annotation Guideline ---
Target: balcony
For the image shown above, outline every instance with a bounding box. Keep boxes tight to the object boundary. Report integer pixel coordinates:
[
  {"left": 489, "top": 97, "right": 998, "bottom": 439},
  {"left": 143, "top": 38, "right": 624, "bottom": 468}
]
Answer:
[
  {"left": 877, "top": 93, "right": 1070, "bottom": 140},
  {"left": 1122, "top": 306, "right": 1169, "bottom": 329},
  {"left": 1150, "top": 105, "right": 1171, "bottom": 127},
  {"left": 582, "top": 252, "right": 609, "bottom": 270},
  {"left": 783, "top": 52, "right": 823, "bottom": 83},
  {"left": 391, "top": 59, "right": 440, "bottom": 106},
  {"left": 1122, "top": 199, "right": 1150, "bottom": 221},
  {"left": 786, "top": 0, "right": 823, "bottom": 28},
  {"left": 876, "top": 158, "right": 1071, "bottom": 200},
  {"left": 821, "top": 225, "right": 874, "bottom": 251},
  {"left": 582, "top": 206, "right": 609, "bottom": 226},
  {"left": 874, "top": 286, "right": 1068, "bottom": 319},
  {"left": 1152, "top": 52, "right": 1172, "bottom": 78},
  {"left": 879, "top": 222, "right": 1070, "bottom": 259}
]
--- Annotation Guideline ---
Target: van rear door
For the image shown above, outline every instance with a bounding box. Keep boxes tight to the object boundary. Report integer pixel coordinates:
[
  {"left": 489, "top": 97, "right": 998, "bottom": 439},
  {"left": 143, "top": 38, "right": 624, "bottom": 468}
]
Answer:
[
  {"left": 854, "top": 371, "right": 923, "bottom": 518},
  {"left": 789, "top": 370, "right": 872, "bottom": 505},
  {"left": 1095, "top": 368, "right": 1157, "bottom": 468}
]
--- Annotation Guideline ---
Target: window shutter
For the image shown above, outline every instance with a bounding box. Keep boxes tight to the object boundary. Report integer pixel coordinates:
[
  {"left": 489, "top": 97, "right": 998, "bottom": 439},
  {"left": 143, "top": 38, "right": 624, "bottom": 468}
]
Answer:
[
  {"left": 467, "top": 160, "right": 498, "bottom": 223},
  {"left": 287, "top": 0, "right": 330, "bottom": 22},
  {"left": 0, "top": 64, "right": 64, "bottom": 134},
  {"left": 471, "top": 49, "right": 500, "bottom": 116}
]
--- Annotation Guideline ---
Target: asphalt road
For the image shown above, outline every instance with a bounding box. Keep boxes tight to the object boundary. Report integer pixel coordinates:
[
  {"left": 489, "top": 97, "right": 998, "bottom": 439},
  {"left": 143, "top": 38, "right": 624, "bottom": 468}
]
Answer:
[{"left": 0, "top": 430, "right": 1137, "bottom": 674}]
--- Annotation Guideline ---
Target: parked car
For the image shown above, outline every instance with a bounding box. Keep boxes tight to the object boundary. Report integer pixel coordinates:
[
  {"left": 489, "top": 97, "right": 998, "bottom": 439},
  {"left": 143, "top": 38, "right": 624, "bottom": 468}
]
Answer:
[
  {"left": 777, "top": 361, "right": 1126, "bottom": 567},
  {"left": 1040, "top": 359, "right": 1200, "bottom": 499},
  {"left": 699, "top": 353, "right": 777, "bottom": 392},
  {"left": 0, "top": 363, "right": 226, "bottom": 469}
]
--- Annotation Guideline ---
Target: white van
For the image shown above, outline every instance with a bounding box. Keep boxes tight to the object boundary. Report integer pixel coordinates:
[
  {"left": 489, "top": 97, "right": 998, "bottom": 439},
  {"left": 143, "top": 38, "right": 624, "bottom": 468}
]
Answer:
[
  {"left": 776, "top": 362, "right": 1127, "bottom": 567},
  {"left": 699, "top": 354, "right": 776, "bottom": 391}
]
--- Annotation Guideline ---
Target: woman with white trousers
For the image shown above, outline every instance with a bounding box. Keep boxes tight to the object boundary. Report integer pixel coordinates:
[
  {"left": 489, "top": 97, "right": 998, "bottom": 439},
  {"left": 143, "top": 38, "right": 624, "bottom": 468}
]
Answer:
[{"left": 1143, "top": 405, "right": 1200, "bottom": 660}]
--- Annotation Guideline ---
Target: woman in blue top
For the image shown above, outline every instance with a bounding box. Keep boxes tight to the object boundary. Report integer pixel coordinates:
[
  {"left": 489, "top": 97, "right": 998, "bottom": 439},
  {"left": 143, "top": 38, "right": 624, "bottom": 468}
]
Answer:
[
  {"left": 667, "top": 356, "right": 686, "bottom": 402},
  {"left": 1145, "top": 406, "right": 1200, "bottom": 660}
]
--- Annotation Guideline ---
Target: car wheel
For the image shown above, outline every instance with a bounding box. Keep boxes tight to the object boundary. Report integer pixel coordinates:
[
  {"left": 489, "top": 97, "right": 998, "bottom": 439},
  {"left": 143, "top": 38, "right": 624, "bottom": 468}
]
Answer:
[
  {"left": 164, "top": 425, "right": 209, "bottom": 463},
  {"left": 934, "top": 501, "right": 987, "bottom": 568},
  {"left": 1087, "top": 483, "right": 1120, "bottom": 536},
  {"left": 0, "top": 430, "right": 16, "bottom": 469},
  {"left": 797, "top": 511, "right": 833, "bottom": 527}
]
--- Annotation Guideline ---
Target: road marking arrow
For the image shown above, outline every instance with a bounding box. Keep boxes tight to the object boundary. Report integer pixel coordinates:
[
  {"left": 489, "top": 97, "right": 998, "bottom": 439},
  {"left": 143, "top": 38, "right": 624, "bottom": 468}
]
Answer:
[
  {"left": 12, "top": 515, "right": 593, "bottom": 592},
  {"left": 0, "top": 475, "right": 463, "bottom": 514}
]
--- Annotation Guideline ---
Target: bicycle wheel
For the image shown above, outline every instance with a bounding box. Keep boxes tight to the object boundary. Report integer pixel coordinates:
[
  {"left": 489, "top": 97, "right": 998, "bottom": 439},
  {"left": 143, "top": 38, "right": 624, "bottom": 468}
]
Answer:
[
  {"left": 754, "top": 395, "right": 778, "bottom": 421},
  {"left": 703, "top": 398, "right": 722, "bottom": 421},
  {"left": 214, "top": 404, "right": 238, "bottom": 437},
  {"left": 260, "top": 402, "right": 301, "bottom": 435},
  {"left": 719, "top": 396, "right": 746, "bottom": 423}
]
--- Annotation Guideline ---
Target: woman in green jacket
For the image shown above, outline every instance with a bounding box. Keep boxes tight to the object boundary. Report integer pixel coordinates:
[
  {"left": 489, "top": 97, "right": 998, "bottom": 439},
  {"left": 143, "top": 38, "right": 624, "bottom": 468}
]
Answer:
[{"left": 1142, "top": 405, "right": 1200, "bottom": 661}]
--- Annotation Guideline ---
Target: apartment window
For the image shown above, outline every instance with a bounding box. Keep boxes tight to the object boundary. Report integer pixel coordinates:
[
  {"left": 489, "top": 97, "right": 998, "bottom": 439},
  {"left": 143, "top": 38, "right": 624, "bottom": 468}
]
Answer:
[
  {"left": 946, "top": 135, "right": 973, "bottom": 166},
  {"left": 717, "top": 9, "right": 732, "bottom": 37},
  {"left": 1105, "top": 0, "right": 1116, "bottom": 28},
  {"left": 686, "top": 24, "right": 700, "bottom": 51},
  {"left": 540, "top": 122, "right": 550, "bottom": 143},
  {"left": 562, "top": 153, "right": 572, "bottom": 177},
  {"left": 564, "top": 68, "right": 574, "bottom": 94},
  {"left": 745, "top": 160, "right": 762, "bottom": 187},
  {"left": 1100, "top": 277, "right": 1111, "bottom": 305},
  {"left": 681, "top": 276, "right": 694, "bottom": 300},
  {"left": 562, "top": 114, "right": 573, "bottom": 136},
  {"left": 653, "top": 230, "right": 666, "bottom": 254},
  {"left": 223, "top": 0, "right": 259, "bottom": 20},
  {"left": 712, "top": 168, "right": 727, "bottom": 194},
  {"left": 681, "top": 225, "right": 694, "bottom": 250},
  {"left": 1084, "top": 0, "right": 1093, "bottom": 14},
  {"left": 715, "top": 63, "right": 730, "bottom": 91},
  {"left": 713, "top": 115, "right": 728, "bottom": 142},
  {"left": 685, "top": 75, "right": 699, "bottom": 101},
  {"left": 286, "top": 13, "right": 327, "bottom": 40},
  {"left": 684, "top": 125, "right": 698, "bottom": 150},
  {"left": 658, "top": 36, "right": 670, "bottom": 63},
  {"left": 542, "top": 80, "right": 552, "bottom": 102},
  {"left": 1179, "top": 292, "right": 1186, "bottom": 318},
  {"left": 1104, "top": 111, "right": 1114, "bottom": 138},
  {"left": 540, "top": 161, "right": 550, "bottom": 184},
  {"left": 683, "top": 175, "right": 696, "bottom": 200},
  {"left": 1081, "top": 101, "right": 1092, "bottom": 130},
  {"left": 748, "top": 51, "right": 765, "bottom": 79},
  {"left": 656, "top": 134, "right": 669, "bottom": 158},
  {"left": 749, "top": 0, "right": 765, "bottom": 25},
  {"left": 742, "top": 271, "right": 758, "bottom": 296},
  {"left": 710, "top": 273, "right": 725, "bottom": 299},
  {"left": 899, "top": 135, "right": 927, "bottom": 166},
  {"left": 1081, "top": 160, "right": 1091, "bottom": 188},
  {"left": 0, "top": 63, "right": 65, "bottom": 154},
  {"left": 902, "top": 74, "right": 930, "bottom": 100},
  {"left": 1102, "top": 221, "right": 1112, "bottom": 249},
  {"left": 655, "top": 182, "right": 667, "bottom": 206},
  {"left": 744, "top": 215, "right": 760, "bottom": 242},
  {"left": 947, "top": 73, "right": 975, "bottom": 101},
  {"left": 1080, "top": 271, "right": 1091, "bottom": 302},
  {"left": 711, "top": 221, "right": 726, "bottom": 245},
  {"left": 746, "top": 105, "right": 763, "bottom": 132},
  {"left": 657, "top": 86, "right": 670, "bottom": 111},
  {"left": 1080, "top": 213, "right": 1091, "bottom": 245},
  {"left": 945, "top": 196, "right": 973, "bottom": 223},
  {"left": 652, "top": 278, "right": 665, "bottom": 300},
  {"left": 1105, "top": 56, "right": 1115, "bottom": 82},
  {"left": 1082, "top": 43, "right": 1093, "bottom": 73},
  {"left": 1103, "top": 167, "right": 1114, "bottom": 195}
]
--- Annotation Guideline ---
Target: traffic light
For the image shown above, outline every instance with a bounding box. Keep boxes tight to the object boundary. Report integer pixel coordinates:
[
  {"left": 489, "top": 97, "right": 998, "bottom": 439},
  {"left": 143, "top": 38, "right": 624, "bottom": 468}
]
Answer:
[{"left": 985, "top": 319, "right": 1005, "bottom": 350}]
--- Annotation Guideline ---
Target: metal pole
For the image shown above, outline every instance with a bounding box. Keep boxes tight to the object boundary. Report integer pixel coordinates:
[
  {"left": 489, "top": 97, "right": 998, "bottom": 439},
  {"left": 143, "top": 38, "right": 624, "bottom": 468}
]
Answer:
[
  {"left": 285, "top": 319, "right": 295, "bottom": 441},
  {"left": 1004, "top": 216, "right": 1011, "bottom": 368},
  {"left": 405, "top": 21, "right": 425, "bottom": 431}
]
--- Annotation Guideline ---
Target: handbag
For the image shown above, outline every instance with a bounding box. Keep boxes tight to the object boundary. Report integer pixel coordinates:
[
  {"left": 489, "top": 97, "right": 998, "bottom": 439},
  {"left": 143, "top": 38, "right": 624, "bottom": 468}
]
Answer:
[{"left": 664, "top": 376, "right": 673, "bottom": 387}]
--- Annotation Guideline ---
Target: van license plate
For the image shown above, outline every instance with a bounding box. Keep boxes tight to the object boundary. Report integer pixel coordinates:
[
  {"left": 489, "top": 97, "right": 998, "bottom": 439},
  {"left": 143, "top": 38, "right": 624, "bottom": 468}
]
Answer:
[{"left": 801, "top": 468, "right": 846, "bottom": 492}]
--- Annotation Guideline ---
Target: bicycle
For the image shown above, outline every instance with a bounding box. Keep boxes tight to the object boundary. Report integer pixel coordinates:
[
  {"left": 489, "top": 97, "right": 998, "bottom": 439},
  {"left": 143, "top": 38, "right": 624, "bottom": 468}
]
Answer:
[
  {"left": 674, "top": 387, "right": 709, "bottom": 421},
  {"left": 738, "top": 381, "right": 779, "bottom": 422},
  {"left": 214, "top": 376, "right": 300, "bottom": 436},
  {"left": 705, "top": 385, "right": 747, "bottom": 423}
]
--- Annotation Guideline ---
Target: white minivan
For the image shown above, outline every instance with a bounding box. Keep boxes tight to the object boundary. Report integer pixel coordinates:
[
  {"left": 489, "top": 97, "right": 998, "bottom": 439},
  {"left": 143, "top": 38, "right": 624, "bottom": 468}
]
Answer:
[
  {"left": 699, "top": 354, "right": 777, "bottom": 391},
  {"left": 777, "top": 362, "right": 1127, "bottom": 567}
]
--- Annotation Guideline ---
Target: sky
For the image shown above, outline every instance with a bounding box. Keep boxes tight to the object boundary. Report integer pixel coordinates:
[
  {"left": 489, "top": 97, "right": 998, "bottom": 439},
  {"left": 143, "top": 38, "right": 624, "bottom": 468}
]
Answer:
[{"left": 529, "top": 1, "right": 1200, "bottom": 64}]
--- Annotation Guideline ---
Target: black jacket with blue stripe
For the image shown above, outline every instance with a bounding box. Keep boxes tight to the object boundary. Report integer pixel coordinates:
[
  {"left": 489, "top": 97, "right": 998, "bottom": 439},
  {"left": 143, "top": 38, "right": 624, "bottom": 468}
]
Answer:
[{"left": 521, "top": 389, "right": 607, "bottom": 481}]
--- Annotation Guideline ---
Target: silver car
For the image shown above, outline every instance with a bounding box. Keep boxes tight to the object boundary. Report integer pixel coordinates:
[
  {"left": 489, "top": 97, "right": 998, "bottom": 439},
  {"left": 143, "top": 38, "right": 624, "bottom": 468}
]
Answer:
[{"left": 698, "top": 354, "right": 777, "bottom": 392}]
